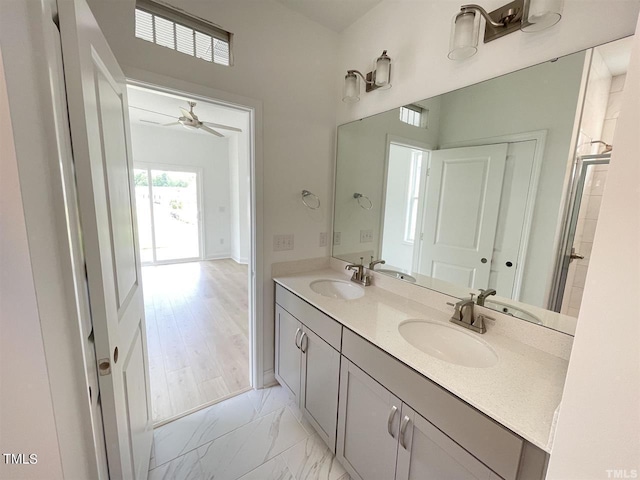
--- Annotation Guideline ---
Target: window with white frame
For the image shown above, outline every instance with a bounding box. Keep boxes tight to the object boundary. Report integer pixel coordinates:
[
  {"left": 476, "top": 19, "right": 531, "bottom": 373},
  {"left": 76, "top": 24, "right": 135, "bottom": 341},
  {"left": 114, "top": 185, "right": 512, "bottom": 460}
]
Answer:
[
  {"left": 404, "top": 150, "right": 423, "bottom": 244},
  {"left": 399, "top": 105, "right": 428, "bottom": 128},
  {"left": 135, "top": 0, "right": 232, "bottom": 66}
]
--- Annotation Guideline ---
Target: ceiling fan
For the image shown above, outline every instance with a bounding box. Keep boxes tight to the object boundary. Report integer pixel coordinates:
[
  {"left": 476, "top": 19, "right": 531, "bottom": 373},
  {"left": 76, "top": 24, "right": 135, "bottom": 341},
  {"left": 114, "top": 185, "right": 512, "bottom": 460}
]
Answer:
[{"left": 130, "top": 101, "right": 242, "bottom": 137}]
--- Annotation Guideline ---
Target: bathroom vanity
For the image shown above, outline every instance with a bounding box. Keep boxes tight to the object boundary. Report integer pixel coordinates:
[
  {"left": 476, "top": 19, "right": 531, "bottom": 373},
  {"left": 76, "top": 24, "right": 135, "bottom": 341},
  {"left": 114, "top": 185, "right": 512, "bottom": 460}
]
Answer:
[{"left": 273, "top": 266, "right": 571, "bottom": 480}]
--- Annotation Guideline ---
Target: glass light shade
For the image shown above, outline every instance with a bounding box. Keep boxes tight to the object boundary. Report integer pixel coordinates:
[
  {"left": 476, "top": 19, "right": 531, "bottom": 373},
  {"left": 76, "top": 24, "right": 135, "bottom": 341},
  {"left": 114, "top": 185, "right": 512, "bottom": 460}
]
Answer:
[
  {"left": 374, "top": 53, "right": 391, "bottom": 88},
  {"left": 521, "top": 0, "right": 563, "bottom": 32},
  {"left": 342, "top": 72, "right": 360, "bottom": 103},
  {"left": 448, "top": 12, "right": 480, "bottom": 61}
]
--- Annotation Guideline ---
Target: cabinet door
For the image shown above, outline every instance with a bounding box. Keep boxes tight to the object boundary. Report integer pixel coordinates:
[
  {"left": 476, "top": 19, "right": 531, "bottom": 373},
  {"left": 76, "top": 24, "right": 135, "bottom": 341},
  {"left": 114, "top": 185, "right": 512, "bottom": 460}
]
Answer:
[
  {"left": 300, "top": 327, "right": 340, "bottom": 452},
  {"left": 396, "top": 404, "right": 498, "bottom": 480},
  {"left": 275, "top": 305, "right": 301, "bottom": 401},
  {"left": 337, "top": 359, "right": 401, "bottom": 480}
]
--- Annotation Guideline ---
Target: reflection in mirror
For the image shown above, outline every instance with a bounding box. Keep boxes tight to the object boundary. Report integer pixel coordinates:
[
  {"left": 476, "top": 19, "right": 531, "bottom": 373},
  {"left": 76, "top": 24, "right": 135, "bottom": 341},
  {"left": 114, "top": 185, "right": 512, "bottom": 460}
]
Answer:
[{"left": 333, "top": 37, "right": 633, "bottom": 334}]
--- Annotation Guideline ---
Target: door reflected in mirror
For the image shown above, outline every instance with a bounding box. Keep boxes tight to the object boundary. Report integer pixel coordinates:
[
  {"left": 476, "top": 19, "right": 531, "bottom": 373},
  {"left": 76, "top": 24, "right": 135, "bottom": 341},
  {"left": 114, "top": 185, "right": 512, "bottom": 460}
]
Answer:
[{"left": 333, "top": 36, "right": 633, "bottom": 334}]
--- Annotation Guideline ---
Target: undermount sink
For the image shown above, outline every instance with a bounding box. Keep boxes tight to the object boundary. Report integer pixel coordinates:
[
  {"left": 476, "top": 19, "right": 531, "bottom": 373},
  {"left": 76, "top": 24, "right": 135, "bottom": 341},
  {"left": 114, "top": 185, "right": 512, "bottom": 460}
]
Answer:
[
  {"left": 309, "top": 279, "right": 365, "bottom": 300},
  {"left": 377, "top": 269, "right": 417, "bottom": 283},
  {"left": 398, "top": 320, "right": 498, "bottom": 368}
]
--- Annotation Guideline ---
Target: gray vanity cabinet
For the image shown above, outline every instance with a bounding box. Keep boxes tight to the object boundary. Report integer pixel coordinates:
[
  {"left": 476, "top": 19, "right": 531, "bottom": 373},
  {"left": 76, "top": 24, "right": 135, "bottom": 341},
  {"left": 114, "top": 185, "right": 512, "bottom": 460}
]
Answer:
[
  {"left": 275, "top": 305, "right": 301, "bottom": 401},
  {"left": 299, "top": 327, "right": 340, "bottom": 450},
  {"left": 338, "top": 359, "right": 501, "bottom": 480},
  {"left": 336, "top": 359, "right": 401, "bottom": 480},
  {"left": 395, "top": 404, "right": 501, "bottom": 480},
  {"left": 274, "top": 285, "right": 342, "bottom": 452}
]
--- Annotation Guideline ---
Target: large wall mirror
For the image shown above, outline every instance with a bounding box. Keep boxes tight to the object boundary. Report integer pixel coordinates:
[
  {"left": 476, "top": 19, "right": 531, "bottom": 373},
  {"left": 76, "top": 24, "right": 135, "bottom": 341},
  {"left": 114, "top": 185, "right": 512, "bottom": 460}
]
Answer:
[{"left": 333, "top": 36, "right": 634, "bottom": 335}]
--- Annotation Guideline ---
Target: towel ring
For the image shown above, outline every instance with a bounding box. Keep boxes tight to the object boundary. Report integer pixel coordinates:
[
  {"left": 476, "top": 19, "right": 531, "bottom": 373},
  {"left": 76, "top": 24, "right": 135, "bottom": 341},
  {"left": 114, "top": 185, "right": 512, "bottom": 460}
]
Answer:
[
  {"left": 301, "top": 190, "right": 321, "bottom": 210},
  {"left": 353, "top": 192, "right": 373, "bottom": 210}
]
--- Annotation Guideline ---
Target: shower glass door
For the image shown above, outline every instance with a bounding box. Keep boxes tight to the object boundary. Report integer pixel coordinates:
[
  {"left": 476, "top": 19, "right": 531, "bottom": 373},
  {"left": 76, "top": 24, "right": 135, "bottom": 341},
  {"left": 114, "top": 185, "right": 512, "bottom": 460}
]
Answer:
[{"left": 134, "top": 166, "right": 202, "bottom": 264}]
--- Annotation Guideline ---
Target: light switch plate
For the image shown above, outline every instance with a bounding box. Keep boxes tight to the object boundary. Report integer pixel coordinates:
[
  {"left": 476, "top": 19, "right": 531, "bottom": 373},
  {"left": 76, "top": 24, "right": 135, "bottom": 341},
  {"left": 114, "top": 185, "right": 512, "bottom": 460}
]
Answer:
[
  {"left": 319, "top": 232, "right": 328, "bottom": 247},
  {"left": 273, "top": 234, "right": 294, "bottom": 251},
  {"left": 333, "top": 232, "right": 341, "bottom": 246},
  {"left": 360, "top": 229, "right": 373, "bottom": 243}
]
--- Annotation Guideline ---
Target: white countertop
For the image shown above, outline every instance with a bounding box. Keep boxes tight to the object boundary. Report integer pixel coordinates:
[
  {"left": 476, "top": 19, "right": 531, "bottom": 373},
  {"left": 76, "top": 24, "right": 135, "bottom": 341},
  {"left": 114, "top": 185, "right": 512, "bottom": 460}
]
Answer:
[{"left": 274, "top": 268, "right": 569, "bottom": 453}]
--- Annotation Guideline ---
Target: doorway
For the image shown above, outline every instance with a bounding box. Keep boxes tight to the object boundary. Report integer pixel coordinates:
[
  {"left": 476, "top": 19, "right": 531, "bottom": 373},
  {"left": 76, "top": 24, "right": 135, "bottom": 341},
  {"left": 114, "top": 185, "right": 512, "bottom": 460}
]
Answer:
[{"left": 127, "top": 84, "right": 254, "bottom": 425}]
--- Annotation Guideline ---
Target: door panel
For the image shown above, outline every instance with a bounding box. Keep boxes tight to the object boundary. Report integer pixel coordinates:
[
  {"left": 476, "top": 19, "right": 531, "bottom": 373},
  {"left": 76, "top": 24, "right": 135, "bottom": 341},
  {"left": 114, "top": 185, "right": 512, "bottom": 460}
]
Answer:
[
  {"left": 96, "top": 67, "right": 139, "bottom": 308},
  {"left": 396, "top": 405, "right": 495, "bottom": 480},
  {"left": 419, "top": 144, "right": 508, "bottom": 288},
  {"left": 275, "top": 306, "right": 301, "bottom": 400},
  {"left": 337, "top": 359, "right": 401, "bottom": 480},
  {"left": 300, "top": 327, "right": 340, "bottom": 452},
  {"left": 59, "top": 1, "right": 152, "bottom": 478},
  {"left": 489, "top": 140, "right": 537, "bottom": 299}
]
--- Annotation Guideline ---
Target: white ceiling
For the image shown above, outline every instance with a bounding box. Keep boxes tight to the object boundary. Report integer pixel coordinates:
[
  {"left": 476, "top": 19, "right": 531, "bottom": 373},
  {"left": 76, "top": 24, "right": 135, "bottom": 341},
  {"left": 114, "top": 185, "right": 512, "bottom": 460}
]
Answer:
[
  {"left": 596, "top": 36, "right": 633, "bottom": 76},
  {"left": 275, "top": 0, "right": 383, "bottom": 32},
  {"left": 126, "top": 86, "right": 249, "bottom": 137}
]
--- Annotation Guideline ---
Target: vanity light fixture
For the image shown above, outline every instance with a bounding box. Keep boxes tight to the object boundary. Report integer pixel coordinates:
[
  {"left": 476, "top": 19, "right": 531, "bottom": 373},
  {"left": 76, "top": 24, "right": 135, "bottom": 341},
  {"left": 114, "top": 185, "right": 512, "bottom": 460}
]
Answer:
[
  {"left": 448, "top": 0, "right": 563, "bottom": 60},
  {"left": 343, "top": 50, "right": 392, "bottom": 103}
]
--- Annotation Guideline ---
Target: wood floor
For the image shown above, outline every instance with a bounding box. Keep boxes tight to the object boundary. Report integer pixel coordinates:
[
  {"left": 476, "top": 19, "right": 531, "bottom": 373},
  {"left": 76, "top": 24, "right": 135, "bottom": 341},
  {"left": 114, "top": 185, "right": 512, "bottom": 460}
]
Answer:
[{"left": 143, "top": 259, "right": 250, "bottom": 424}]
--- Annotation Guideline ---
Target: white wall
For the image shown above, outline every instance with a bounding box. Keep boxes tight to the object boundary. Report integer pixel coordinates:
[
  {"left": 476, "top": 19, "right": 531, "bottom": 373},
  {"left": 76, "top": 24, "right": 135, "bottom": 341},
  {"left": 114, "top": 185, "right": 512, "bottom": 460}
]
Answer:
[
  {"left": 86, "top": 0, "right": 339, "bottom": 379},
  {"left": 228, "top": 128, "right": 251, "bottom": 264},
  {"left": 130, "top": 122, "right": 232, "bottom": 259},
  {"left": 337, "top": 0, "right": 639, "bottom": 125},
  {"left": 0, "top": 46, "right": 64, "bottom": 480},
  {"left": 547, "top": 16, "right": 640, "bottom": 477}
]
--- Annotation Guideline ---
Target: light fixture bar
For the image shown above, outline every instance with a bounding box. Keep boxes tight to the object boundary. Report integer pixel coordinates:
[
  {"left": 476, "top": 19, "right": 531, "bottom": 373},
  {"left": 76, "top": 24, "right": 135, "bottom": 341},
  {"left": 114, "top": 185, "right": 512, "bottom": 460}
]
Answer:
[{"left": 461, "top": 0, "right": 524, "bottom": 43}]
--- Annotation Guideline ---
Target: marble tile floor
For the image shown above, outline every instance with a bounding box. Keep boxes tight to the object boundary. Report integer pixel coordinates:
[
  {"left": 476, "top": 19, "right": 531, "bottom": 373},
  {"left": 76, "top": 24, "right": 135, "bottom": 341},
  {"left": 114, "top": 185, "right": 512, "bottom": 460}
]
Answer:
[{"left": 149, "top": 385, "right": 350, "bottom": 480}]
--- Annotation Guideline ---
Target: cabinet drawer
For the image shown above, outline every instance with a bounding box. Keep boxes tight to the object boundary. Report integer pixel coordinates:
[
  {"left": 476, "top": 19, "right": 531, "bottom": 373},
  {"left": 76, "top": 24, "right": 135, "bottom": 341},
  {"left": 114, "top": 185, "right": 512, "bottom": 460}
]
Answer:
[
  {"left": 275, "top": 284, "right": 342, "bottom": 350},
  {"left": 342, "top": 329, "right": 523, "bottom": 480}
]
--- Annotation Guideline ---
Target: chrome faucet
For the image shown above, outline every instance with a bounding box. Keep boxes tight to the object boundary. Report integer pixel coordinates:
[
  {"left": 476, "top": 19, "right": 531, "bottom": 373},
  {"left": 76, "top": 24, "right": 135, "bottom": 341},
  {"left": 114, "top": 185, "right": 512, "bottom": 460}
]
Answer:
[
  {"left": 447, "top": 294, "right": 487, "bottom": 334},
  {"left": 368, "top": 256, "right": 386, "bottom": 270},
  {"left": 345, "top": 257, "right": 371, "bottom": 286},
  {"left": 477, "top": 288, "right": 497, "bottom": 307}
]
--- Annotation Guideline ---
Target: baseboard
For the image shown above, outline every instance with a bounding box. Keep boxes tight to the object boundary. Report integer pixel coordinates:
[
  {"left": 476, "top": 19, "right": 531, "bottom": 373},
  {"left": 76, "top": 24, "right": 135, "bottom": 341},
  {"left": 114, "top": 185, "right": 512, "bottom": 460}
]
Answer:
[
  {"left": 205, "top": 253, "right": 231, "bottom": 260},
  {"left": 231, "top": 255, "right": 249, "bottom": 265},
  {"left": 262, "top": 369, "right": 277, "bottom": 387}
]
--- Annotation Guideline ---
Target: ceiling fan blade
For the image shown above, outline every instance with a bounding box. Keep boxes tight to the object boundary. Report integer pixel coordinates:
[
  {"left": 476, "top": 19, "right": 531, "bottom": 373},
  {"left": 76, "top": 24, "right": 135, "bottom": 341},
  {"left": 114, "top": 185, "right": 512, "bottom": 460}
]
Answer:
[
  {"left": 203, "top": 122, "right": 243, "bottom": 133},
  {"left": 162, "top": 122, "right": 181, "bottom": 126},
  {"left": 199, "top": 124, "right": 225, "bottom": 137},
  {"left": 180, "top": 107, "right": 194, "bottom": 120},
  {"left": 129, "top": 105, "right": 176, "bottom": 119}
]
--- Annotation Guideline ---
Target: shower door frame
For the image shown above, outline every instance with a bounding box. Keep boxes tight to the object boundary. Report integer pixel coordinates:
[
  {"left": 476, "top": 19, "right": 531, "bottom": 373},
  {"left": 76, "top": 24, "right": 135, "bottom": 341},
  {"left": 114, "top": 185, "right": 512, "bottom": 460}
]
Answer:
[{"left": 550, "top": 153, "right": 611, "bottom": 312}]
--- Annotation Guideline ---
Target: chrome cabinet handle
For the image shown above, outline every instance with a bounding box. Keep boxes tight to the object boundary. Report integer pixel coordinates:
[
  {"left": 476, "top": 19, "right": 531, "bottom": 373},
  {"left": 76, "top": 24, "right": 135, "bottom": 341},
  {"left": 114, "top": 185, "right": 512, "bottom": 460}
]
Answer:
[
  {"left": 294, "top": 328, "right": 302, "bottom": 349},
  {"left": 387, "top": 405, "right": 398, "bottom": 438},
  {"left": 400, "top": 415, "right": 411, "bottom": 449},
  {"left": 300, "top": 332, "right": 308, "bottom": 353}
]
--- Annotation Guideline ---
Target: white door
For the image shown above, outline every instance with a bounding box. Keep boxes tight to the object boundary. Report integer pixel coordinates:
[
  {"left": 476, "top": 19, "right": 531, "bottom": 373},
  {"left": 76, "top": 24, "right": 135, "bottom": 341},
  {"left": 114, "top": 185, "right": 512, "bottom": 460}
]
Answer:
[
  {"left": 395, "top": 404, "right": 499, "bottom": 480},
  {"left": 300, "top": 327, "right": 340, "bottom": 452},
  {"left": 336, "top": 359, "right": 401, "bottom": 480},
  {"left": 488, "top": 140, "right": 537, "bottom": 298},
  {"left": 418, "top": 144, "right": 508, "bottom": 288},
  {"left": 58, "top": 1, "right": 152, "bottom": 478}
]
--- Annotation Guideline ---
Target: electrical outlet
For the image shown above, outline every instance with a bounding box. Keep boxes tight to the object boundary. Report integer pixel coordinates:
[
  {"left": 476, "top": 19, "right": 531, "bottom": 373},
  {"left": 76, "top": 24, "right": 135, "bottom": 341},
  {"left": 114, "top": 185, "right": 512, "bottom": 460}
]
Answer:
[
  {"left": 360, "top": 229, "right": 373, "bottom": 243},
  {"left": 273, "top": 234, "right": 294, "bottom": 251},
  {"left": 319, "top": 232, "right": 327, "bottom": 247},
  {"left": 333, "top": 232, "right": 341, "bottom": 246}
]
